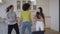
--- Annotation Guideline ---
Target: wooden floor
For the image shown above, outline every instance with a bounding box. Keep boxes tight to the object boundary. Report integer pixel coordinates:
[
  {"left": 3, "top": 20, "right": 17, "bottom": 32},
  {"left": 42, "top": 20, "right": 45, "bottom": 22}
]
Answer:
[
  {"left": 0, "top": 23, "right": 60, "bottom": 34},
  {"left": 45, "top": 29, "right": 60, "bottom": 34}
]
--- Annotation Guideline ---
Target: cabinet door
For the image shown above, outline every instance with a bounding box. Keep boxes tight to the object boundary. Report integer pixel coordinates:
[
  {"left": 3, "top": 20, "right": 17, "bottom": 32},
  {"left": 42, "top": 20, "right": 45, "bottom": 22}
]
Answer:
[{"left": 0, "top": 0, "right": 2, "bottom": 3}]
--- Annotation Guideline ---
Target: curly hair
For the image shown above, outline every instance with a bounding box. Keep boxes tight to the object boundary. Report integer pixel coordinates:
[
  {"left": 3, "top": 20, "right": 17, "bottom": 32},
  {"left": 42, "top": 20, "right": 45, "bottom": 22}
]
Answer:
[{"left": 22, "top": 3, "right": 30, "bottom": 11}]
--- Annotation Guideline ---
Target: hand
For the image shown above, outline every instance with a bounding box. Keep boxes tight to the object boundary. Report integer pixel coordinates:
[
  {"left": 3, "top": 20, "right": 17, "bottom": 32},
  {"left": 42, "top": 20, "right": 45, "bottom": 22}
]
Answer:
[
  {"left": 31, "top": 23, "right": 32, "bottom": 26},
  {"left": 19, "top": 20, "right": 22, "bottom": 26},
  {"left": 44, "top": 24, "right": 46, "bottom": 27},
  {"left": 12, "top": 19, "right": 16, "bottom": 22},
  {"left": 44, "top": 24, "right": 46, "bottom": 29},
  {"left": 20, "top": 23, "right": 22, "bottom": 26},
  {"left": 34, "top": 22, "right": 35, "bottom": 24}
]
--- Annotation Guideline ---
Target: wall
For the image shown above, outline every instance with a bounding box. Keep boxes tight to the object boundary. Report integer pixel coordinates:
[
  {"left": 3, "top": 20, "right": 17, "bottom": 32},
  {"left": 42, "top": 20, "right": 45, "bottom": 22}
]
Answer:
[
  {"left": 0, "top": 0, "right": 59, "bottom": 32},
  {"left": 49, "top": 0, "right": 59, "bottom": 32},
  {"left": 0, "top": 0, "right": 17, "bottom": 18},
  {"left": 37, "top": 0, "right": 51, "bottom": 28},
  {"left": 0, "top": 0, "right": 51, "bottom": 28},
  {"left": 59, "top": 0, "right": 60, "bottom": 32},
  {"left": 0, "top": 0, "right": 50, "bottom": 17}
]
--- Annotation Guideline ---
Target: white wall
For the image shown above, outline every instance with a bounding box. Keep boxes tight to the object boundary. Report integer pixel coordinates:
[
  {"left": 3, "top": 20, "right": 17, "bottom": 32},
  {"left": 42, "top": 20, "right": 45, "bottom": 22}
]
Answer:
[
  {"left": 0, "top": 0, "right": 17, "bottom": 18},
  {"left": 0, "top": 0, "right": 51, "bottom": 28},
  {"left": 49, "top": 0, "right": 59, "bottom": 32},
  {"left": 0, "top": 0, "right": 50, "bottom": 17},
  {"left": 0, "top": 0, "right": 59, "bottom": 32},
  {"left": 37, "top": 0, "right": 49, "bottom": 16},
  {"left": 37, "top": 0, "right": 51, "bottom": 28}
]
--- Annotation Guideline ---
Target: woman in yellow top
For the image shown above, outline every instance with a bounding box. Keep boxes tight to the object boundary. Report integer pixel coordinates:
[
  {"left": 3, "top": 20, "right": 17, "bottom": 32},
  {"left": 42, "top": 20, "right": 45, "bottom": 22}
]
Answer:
[{"left": 20, "top": 3, "right": 32, "bottom": 34}]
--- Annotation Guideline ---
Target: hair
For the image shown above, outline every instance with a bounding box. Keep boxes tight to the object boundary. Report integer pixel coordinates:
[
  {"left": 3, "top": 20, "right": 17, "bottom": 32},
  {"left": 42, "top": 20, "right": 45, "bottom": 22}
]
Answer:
[
  {"left": 22, "top": 3, "right": 30, "bottom": 11},
  {"left": 38, "top": 7, "right": 44, "bottom": 19},
  {"left": 36, "top": 12, "right": 40, "bottom": 19},
  {"left": 6, "top": 5, "right": 13, "bottom": 12}
]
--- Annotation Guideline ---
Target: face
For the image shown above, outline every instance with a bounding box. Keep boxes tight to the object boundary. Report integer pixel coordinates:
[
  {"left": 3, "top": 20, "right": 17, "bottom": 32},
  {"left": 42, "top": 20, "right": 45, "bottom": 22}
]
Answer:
[{"left": 10, "top": 7, "right": 14, "bottom": 12}]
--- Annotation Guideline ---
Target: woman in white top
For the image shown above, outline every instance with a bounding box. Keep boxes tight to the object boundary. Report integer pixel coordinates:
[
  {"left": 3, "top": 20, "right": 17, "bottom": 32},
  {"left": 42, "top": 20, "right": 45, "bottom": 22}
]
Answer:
[
  {"left": 6, "top": 5, "right": 19, "bottom": 34},
  {"left": 34, "top": 7, "right": 45, "bottom": 34}
]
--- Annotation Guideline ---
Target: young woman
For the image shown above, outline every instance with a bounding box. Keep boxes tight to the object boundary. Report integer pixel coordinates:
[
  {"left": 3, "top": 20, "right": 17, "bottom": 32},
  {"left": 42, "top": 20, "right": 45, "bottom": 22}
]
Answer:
[
  {"left": 20, "top": 3, "right": 32, "bottom": 34},
  {"left": 6, "top": 5, "right": 19, "bottom": 34},
  {"left": 34, "top": 7, "right": 45, "bottom": 34}
]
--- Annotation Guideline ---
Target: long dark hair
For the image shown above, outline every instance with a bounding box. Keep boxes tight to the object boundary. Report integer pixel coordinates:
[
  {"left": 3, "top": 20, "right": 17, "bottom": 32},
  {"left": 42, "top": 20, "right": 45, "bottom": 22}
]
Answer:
[
  {"left": 39, "top": 7, "right": 44, "bottom": 19},
  {"left": 6, "top": 5, "right": 13, "bottom": 12}
]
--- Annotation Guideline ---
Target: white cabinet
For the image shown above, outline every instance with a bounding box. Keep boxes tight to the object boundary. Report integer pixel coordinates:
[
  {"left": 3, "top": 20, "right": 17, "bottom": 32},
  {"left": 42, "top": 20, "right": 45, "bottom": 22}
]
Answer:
[{"left": 0, "top": 0, "right": 2, "bottom": 3}]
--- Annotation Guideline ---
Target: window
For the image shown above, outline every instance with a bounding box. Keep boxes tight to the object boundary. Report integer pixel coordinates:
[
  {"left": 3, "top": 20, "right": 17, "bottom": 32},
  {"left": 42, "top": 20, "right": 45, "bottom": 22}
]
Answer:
[
  {"left": 22, "top": 1, "right": 26, "bottom": 5},
  {"left": 17, "top": 1, "right": 21, "bottom": 10},
  {"left": 33, "top": 5, "right": 36, "bottom": 10},
  {"left": 0, "top": 0, "right": 2, "bottom": 3},
  {"left": 28, "top": 1, "right": 31, "bottom": 10},
  {"left": 17, "top": 0, "right": 37, "bottom": 11}
]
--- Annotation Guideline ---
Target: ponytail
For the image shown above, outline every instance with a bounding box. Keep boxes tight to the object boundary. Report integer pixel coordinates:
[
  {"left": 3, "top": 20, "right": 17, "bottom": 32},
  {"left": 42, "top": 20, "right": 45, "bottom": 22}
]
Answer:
[
  {"left": 6, "top": 5, "right": 13, "bottom": 12},
  {"left": 6, "top": 7, "right": 9, "bottom": 12}
]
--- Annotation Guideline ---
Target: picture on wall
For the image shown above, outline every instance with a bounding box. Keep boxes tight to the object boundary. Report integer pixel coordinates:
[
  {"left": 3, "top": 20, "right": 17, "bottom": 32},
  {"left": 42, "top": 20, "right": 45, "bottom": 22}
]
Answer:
[
  {"left": 17, "top": 1, "right": 21, "bottom": 10},
  {"left": 33, "top": 5, "right": 36, "bottom": 10},
  {"left": 22, "top": 1, "right": 26, "bottom": 5},
  {"left": 28, "top": 1, "right": 31, "bottom": 10},
  {"left": 28, "top": 1, "right": 31, "bottom": 4}
]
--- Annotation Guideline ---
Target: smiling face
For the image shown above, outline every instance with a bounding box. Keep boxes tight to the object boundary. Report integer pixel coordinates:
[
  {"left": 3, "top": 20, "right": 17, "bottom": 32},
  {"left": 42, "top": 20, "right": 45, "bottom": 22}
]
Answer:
[{"left": 9, "top": 6, "right": 14, "bottom": 12}]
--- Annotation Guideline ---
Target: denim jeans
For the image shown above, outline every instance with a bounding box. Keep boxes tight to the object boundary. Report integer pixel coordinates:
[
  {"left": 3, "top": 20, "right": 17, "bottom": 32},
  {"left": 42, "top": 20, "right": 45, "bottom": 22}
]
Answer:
[{"left": 21, "top": 22, "right": 32, "bottom": 34}]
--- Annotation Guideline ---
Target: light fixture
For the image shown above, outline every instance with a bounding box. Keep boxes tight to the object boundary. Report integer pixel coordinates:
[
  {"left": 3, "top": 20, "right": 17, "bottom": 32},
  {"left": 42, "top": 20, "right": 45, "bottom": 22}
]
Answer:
[
  {"left": 31, "top": 0, "right": 35, "bottom": 1},
  {"left": 30, "top": 0, "right": 36, "bottom": 5}
]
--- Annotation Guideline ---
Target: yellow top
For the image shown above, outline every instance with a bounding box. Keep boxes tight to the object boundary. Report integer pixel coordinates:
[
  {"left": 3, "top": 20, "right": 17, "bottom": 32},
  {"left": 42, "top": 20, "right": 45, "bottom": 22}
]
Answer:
[{"left": 20, "top": 10, "right": 31, "bottom": 22}]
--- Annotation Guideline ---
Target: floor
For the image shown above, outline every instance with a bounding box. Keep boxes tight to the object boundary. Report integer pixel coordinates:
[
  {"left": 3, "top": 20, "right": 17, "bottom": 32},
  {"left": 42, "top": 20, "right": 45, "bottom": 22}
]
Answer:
[
  {"left": 0, "top": 22, "right": 60, "bottom": 34},
  {"left": 45, "top": 29, "right": 60, "bottom": 34}
]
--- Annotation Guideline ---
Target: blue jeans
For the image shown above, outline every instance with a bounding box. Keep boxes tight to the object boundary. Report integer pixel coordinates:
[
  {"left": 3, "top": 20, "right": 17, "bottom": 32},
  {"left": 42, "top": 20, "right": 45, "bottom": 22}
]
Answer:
[{"left": 21, "top": 22, "right": 32, "bottom": 34}]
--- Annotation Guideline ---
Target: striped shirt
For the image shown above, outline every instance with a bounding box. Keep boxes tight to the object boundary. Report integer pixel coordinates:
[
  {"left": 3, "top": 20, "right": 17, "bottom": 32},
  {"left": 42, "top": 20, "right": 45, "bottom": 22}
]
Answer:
[{"left": 6, "top": 11, "right": 17, "bottom": 25}]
